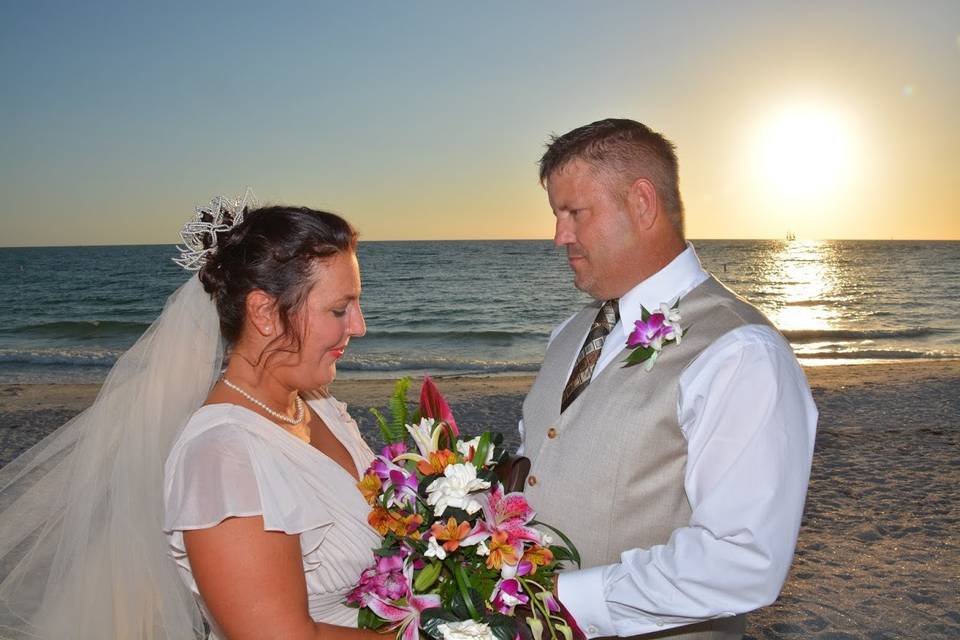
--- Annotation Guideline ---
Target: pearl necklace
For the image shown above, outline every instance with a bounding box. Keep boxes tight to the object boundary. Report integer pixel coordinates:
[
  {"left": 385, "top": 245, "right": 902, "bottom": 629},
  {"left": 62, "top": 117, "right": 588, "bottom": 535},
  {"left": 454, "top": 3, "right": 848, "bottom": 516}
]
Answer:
[{"left": 222, "top": 378, "right": 305, "bottom": 425}]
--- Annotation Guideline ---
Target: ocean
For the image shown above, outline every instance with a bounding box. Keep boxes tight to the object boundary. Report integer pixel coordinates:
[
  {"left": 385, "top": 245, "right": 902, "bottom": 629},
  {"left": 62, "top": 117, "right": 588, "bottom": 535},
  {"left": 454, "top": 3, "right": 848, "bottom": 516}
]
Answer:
[{"left": 0, "top": 240, "right": 957, "bottom": 384}]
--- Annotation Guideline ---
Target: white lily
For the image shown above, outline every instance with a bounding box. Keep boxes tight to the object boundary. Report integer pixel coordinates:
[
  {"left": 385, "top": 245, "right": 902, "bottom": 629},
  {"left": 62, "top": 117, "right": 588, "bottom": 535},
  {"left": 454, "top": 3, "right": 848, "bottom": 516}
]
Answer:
[
  {"left": 405, "top": 417, "right": 438, "bottom": 458},
  {"left": 456, "top": 436, "right": 495, "bottom": 465}
]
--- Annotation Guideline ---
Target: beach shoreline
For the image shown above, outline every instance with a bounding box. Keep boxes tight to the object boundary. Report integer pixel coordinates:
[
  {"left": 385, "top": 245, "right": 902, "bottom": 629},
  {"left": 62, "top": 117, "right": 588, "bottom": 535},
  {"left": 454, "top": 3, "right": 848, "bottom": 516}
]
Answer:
[{"left": 1, "top": 360, "right": 958, "bottom": 638}]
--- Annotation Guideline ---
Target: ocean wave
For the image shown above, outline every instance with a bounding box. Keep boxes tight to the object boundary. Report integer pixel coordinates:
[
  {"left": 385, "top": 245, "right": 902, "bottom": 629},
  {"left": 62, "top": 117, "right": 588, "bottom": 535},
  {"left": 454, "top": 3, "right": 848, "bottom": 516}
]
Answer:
[
  {"left": 783, "top": 299, "right": 843, "bottom": 307},
  {"left": 0, "top": 350, "right": 119, "bottom": 367},
  {"left": 3, "top": 320, "right": 150, "bottom": 339},
  {"left": 798, "top": 349, "right": 958, "bottom": 361},
  {"left": 783, "top": 327, "right": 945, "bottom": 343},
  {"left": 363, "top": 329, "right": 541, "bottom": 343},
  {"left": 339, "top": 356, "right": 539, "bottom": 374}
]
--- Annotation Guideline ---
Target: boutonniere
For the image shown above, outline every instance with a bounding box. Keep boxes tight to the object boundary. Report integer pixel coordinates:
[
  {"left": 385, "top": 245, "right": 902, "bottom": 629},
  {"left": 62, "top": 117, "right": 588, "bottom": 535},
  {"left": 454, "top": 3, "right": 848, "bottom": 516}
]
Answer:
[{"left": 624, "top": 302, "right": 685, "bottom": 370}]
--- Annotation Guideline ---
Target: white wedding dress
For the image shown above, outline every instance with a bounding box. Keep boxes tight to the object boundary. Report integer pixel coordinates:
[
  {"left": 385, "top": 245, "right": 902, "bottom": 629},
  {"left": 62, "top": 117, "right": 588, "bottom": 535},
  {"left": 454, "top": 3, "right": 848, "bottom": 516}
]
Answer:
[{"left": 164, "top": 392, "right": 381, "bottom": 639}]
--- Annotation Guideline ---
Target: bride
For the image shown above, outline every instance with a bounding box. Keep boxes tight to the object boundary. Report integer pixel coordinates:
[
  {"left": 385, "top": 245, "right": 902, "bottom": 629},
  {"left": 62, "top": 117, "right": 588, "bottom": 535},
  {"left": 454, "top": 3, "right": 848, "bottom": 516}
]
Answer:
[{"left": 0, "top": 193, "right": 385, "bottom": 639}]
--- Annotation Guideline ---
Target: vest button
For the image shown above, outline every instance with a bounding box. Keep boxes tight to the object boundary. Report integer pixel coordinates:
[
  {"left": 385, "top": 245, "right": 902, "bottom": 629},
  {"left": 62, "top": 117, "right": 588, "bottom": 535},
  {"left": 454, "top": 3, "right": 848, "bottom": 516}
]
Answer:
[
  {"left": 547, "top": 427, "right": 558, "bottom": 439},
  {"left": 527, "top": 475, "right": 538, "bottom": 487}
]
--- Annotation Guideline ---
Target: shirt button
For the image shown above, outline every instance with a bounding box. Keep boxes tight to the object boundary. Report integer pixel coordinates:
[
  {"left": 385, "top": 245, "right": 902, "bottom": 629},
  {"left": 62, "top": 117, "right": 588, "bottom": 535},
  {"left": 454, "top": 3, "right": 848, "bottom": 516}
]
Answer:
[
  {"left": 527, "top": 475, "right": 538, "bottom": 487},
  {"left": 547, "top": 427, "right": 558, "bottom": 439},
  {"left": 587, "top": 626, "right": 599, "bottom": 635}
]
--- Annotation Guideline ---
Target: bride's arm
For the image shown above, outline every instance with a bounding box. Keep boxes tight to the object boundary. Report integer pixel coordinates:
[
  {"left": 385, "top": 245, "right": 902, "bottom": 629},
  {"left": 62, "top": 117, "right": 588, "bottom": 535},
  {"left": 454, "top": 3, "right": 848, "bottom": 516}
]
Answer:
[{"left": 185, "top": 515, "right": 383, "bottom": 640}]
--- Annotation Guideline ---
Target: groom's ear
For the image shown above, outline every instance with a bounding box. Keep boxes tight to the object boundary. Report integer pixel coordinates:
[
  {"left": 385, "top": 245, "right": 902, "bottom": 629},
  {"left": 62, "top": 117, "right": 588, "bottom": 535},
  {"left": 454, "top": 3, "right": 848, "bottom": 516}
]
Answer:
[
  {"left": 626, "top": 177, "right": 659, "bottom": 231},
  {"left": 245, "top": 289, "right": 280, "bottom": 338}
]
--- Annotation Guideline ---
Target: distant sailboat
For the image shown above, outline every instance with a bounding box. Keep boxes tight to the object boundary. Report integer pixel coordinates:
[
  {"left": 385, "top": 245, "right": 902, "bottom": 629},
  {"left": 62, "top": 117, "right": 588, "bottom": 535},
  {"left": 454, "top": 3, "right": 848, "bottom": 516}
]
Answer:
[{"left": 786, "top": 231, "right": 797, "bottom": 241}]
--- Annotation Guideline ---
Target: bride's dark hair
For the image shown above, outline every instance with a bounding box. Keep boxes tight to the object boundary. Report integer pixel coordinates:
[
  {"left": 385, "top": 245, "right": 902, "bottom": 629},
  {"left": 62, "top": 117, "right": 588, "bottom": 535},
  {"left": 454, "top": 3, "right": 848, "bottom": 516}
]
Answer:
[{"left": 198, "top": 205, "right": 358, "bottom": 356}]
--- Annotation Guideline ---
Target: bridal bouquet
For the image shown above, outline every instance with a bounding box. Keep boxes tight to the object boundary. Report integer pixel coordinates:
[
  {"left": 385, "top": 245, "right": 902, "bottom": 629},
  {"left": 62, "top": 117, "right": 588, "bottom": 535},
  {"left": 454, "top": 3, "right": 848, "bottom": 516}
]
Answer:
[{"left": 348, "top": 377, "right": 580, "bottom": 640}]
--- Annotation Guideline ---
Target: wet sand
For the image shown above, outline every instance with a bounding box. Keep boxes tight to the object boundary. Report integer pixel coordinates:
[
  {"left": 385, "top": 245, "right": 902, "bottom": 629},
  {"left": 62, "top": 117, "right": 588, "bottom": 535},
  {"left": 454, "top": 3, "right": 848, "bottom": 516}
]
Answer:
[{"left": 1, "top": 361, "right": 957, "bottom": 638}]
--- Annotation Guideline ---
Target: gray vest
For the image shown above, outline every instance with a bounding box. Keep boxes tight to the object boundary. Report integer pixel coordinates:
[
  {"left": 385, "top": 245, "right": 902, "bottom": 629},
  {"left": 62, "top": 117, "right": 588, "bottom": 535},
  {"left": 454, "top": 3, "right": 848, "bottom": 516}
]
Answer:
[{"left": 523, "top": 276, "right": 778, "bottom": 640}]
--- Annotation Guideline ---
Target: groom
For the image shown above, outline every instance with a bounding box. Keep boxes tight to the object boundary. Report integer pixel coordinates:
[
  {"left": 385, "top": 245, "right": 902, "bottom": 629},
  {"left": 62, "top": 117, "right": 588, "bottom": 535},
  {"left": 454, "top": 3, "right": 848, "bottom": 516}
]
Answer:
[{"left": 520, "top": 119, "right": 817, "bottom": 639}]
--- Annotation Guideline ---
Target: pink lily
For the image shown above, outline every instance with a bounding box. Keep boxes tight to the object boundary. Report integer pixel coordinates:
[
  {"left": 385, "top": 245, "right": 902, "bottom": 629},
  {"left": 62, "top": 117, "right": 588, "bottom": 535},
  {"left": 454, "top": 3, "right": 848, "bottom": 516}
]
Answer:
[
  {"left": 463, "top": 484, "right": 542, "bottom": 549},
  {"left": 419, "top": 375, "right": 459, "bottom": 435},
  {"left": 346, "top": 554, "right": 408, "bottom": 606},
  {"left": 365, "top": 591, "right": 441, "bottom": 640}
]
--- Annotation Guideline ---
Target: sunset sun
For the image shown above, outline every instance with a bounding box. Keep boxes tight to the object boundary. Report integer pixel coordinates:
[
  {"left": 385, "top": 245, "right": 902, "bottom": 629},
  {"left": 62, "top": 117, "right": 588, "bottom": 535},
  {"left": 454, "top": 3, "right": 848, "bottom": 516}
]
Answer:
[{"left": 752, "top": 104, "right": 859, "bottom": 202}]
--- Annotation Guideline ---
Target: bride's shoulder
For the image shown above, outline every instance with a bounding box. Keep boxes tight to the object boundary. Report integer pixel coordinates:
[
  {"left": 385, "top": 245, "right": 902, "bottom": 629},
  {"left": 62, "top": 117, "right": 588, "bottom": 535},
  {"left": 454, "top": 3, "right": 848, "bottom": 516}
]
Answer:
[{"left": 167, "top": 404, "right": 260, "bottom": 461}]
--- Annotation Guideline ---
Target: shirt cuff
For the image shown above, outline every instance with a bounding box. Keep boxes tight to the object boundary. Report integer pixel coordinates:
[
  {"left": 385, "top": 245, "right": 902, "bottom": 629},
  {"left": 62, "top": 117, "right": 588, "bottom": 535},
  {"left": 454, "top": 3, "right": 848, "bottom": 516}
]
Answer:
[{"left": 557, "top": 566, "right": 616, "bottom": 638}]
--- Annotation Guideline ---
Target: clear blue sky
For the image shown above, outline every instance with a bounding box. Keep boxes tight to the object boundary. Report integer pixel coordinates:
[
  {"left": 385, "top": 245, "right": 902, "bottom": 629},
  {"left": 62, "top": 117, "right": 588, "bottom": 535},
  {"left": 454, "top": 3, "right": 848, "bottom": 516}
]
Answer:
[{"left": 2, "top": 1, "right": 958, "bottom": 245}]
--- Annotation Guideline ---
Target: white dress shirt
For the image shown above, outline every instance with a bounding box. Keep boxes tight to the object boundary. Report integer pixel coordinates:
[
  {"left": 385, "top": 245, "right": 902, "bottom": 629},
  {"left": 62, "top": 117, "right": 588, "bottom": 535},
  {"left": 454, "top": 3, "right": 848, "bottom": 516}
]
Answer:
[{"left": 519, "top": 244, "right": 817, "bottom": 637}]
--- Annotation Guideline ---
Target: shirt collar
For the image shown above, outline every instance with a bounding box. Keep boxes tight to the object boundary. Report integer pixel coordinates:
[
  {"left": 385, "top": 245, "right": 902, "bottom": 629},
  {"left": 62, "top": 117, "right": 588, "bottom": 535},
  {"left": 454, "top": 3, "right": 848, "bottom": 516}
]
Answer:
[{"left": 616, "top": 242, "right": 709, "bottom": 343}]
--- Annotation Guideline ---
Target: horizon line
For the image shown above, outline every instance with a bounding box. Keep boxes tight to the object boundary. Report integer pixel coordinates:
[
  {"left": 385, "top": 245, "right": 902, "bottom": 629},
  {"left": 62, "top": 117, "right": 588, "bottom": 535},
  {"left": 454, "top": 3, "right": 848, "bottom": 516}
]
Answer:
[{"left": 2, "top": 237, "right": 959, "bottom": 249}]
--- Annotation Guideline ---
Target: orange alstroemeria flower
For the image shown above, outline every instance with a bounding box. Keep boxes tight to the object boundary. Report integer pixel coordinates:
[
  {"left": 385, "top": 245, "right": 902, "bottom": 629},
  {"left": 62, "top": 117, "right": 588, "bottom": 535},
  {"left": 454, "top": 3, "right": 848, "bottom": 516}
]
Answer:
[
  {"left": 416, "top": 449, "right": 457, "bottom": 476},
  {"left": 370, "top": 507, "right": 424, "bottom": 540},
  {"left": 485, "top": 530, "right": 519, "bottom": 571},
  {"left": 368, "top": 506, "right": 394, "bottom": 535},
  {"left": 400, "top": 512, "right": 425, "bottom": 540},
  {"left": 357, "top": 473, "right": 382, "bottom": 506},
  {"left": 521, "top": 544, "right": 554, "bottom": 575},
  {"left": 430, "top": 517, "right": 472, "bottom": 552}
]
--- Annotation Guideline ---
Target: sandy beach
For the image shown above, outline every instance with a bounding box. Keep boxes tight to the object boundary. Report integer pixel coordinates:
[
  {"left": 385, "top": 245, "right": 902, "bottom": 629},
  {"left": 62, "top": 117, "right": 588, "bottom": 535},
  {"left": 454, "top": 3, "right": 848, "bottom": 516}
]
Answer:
[{"left": 1, "top": 361, "right": 957, "bottom": 639}]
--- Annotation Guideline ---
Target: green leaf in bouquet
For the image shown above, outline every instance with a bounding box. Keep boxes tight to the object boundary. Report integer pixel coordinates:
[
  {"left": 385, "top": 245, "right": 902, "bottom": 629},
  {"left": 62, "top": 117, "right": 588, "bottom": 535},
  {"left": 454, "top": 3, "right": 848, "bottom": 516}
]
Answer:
[
  {"left": 448, "top": 562, "right": 483, "bottom": 621},
  {"left": 477, "top": 468, "right": 500, "bottom": 485},
  {"left": 472, "top": 432, "right": 492, "bottom": 470},
  {"left": 414, "top": 560, "right": 444, "bottom": 592},
  {"left": 389, "top": 376, "right": 412, "bottom": 437},
  {"left": 530, "top": 520, "right": 581, "bottom": 568},
  {"left": 546, "top": 546, "right": 578, "bottom": 566},
  {"left": 369, "top": 407, "right": 393, "bottom": 445},
  {"left": 370, "top": 376, "right": 413, "bottom": 444},
  {"left": 358, "top": 607, "right": 388, "bottom": 630},
  {"left": 449, "top": 586, "right": 484, "bottom": 622},
  {"left": 430, "top": 505, "right": 474, "bottom": 525},
  {"left": 486, "top": 613, "right": 520, "bottom": 640},
  {"left": 419, "top": 608, "right": 461, "bottom": 640},
  {"left": 417, "top": 472, "right": 442, "bottom": 500}
]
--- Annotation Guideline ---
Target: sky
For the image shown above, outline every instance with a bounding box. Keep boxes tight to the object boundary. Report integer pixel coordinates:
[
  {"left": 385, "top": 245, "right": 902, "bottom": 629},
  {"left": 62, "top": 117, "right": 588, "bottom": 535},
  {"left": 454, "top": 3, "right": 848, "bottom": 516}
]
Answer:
[{"left": 1, "top": 1, "right": 958, "bottom": 246}]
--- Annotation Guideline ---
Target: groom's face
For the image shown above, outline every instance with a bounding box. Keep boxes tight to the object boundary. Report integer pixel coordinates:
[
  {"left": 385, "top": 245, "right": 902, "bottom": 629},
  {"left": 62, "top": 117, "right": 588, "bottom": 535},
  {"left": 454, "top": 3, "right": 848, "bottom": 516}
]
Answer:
[{"left": 547, "top": 159, "right": 639, "bottom": 300}]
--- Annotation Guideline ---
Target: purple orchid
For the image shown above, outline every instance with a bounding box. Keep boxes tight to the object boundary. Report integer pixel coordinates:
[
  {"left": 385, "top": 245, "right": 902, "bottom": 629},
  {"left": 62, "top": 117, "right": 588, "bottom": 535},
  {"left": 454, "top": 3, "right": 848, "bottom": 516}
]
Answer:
[
  {"left": 491, "top": 578, "right": 529, "bottom": 615},
  {"left": 624, "top": 303, "right": 685, "bottom": 371},
  {"left": 388, "top": 468, "right": 420, "bottom": 509},
  {"left": 538, "top": 590, "right": 561, "bottom": 614},
  {"left": 627, "top": 313, "right": 671, "bottom": 350},
  {"left": 381, "top": 442, "right": 409, "bottom": 461},
  {"left": 369, "top": 455, "right": 398, "bottom": 482}
]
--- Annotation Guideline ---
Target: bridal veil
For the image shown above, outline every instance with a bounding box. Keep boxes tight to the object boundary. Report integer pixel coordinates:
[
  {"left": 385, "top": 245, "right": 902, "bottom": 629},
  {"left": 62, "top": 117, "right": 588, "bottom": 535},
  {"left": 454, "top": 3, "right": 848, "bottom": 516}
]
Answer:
[{"left": 0, "top": 275, "right": 221, "bottom": 639}]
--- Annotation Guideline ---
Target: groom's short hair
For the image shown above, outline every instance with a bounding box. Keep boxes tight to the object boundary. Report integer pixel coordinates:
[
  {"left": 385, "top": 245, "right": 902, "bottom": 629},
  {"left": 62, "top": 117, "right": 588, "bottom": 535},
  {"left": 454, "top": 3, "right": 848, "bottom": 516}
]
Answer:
[{"left": 539, "top": 118, "right": 684, "bottom": 234}]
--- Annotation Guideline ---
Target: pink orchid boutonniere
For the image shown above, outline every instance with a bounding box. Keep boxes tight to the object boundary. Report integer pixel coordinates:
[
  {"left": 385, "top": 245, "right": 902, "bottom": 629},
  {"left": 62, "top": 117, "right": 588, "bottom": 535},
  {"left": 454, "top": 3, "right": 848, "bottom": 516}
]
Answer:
[{"left": 624, "top": 302, "right": 685, "bottom": 371}]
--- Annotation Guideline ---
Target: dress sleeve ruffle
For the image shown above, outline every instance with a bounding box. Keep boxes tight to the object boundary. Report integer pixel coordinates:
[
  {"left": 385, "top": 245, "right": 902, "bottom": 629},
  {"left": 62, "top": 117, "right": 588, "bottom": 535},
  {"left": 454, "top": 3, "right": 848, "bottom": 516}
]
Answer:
[{"left": 163, "top": 419, "right": 336, "bottom": 541}]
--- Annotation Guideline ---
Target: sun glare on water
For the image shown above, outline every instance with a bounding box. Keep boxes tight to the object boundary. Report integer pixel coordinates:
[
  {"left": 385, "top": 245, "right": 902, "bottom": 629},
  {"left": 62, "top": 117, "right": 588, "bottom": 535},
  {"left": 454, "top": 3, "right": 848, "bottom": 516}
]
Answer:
[{"left": 751, "top": 103, "right": 858, "bottom": 203}]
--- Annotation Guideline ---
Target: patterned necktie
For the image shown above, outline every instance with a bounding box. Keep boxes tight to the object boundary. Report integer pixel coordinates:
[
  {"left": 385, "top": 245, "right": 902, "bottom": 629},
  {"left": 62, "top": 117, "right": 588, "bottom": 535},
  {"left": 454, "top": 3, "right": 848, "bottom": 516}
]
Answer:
[{"left": 560, "top": 298, "right": 620, "bottom": 413}]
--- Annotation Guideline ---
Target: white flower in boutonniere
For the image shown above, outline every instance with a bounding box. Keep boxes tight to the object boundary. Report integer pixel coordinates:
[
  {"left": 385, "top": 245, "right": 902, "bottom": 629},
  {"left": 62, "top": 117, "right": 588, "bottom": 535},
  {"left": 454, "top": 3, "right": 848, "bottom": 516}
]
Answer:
[{"left": 624, "top": 302, "right": 686, "bottom": 371}]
